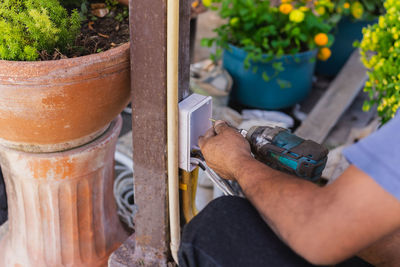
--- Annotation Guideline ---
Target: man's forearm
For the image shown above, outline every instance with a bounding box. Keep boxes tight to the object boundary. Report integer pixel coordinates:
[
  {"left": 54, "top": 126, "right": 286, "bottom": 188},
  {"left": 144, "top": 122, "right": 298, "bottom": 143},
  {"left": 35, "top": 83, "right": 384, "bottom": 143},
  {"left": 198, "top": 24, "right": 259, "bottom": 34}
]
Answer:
[
  {"left": 199, "top": 121, "right": 400, "bottom": 265},
  {"left": 232, "top": 158, "right": 400, "bottom": 265},
  {"left": 233, "top": 157, "right": 360, "bottom": 265},
  {"left": 234, "top": 157, "right": 322, "bottom": 246}
]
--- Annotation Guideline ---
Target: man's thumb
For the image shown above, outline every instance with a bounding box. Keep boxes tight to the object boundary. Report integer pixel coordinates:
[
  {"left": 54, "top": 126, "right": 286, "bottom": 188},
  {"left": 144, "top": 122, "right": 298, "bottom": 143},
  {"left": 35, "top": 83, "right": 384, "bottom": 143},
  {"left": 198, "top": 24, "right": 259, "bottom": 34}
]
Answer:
[{"left": 214, "top": 121, "right": 229, "bottom": 135}]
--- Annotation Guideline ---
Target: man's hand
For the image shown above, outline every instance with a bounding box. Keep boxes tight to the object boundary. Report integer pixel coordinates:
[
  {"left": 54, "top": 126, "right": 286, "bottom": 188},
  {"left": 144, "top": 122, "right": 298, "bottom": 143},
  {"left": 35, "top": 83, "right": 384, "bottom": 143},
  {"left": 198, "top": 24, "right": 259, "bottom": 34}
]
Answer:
[{"left": 198, "top": 121, "right": 253, "bottom": 180}]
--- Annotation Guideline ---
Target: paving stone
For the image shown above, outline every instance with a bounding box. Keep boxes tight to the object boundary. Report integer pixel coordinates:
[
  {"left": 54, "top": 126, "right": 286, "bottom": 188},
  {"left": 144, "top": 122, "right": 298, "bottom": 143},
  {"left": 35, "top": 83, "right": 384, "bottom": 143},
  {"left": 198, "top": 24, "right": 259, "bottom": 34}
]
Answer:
[{"left": 108, "top": 235, "right": 136, "bottom": 267}]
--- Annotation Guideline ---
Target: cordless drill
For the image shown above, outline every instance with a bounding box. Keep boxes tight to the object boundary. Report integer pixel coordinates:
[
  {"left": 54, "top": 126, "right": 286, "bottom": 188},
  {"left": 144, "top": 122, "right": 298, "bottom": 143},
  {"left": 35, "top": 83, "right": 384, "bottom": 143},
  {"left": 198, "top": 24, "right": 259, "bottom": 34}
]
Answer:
[
  {"left": 240, "top": 126, "right": 328, "bottom": 181},
  {"left": 191, "top": 125, "right": 328, "bottom": 197}
]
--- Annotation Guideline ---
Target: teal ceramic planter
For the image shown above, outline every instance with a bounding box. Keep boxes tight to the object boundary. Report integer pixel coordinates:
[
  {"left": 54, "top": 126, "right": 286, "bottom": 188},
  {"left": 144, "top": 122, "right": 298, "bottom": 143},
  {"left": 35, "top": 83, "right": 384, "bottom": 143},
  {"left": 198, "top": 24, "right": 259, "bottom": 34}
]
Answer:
[
  {"left": 223, "top": 45, "right": 317, "bottom": 110},
  {"left": 316, "top": 17, "right": 376, "bottom": 77}
]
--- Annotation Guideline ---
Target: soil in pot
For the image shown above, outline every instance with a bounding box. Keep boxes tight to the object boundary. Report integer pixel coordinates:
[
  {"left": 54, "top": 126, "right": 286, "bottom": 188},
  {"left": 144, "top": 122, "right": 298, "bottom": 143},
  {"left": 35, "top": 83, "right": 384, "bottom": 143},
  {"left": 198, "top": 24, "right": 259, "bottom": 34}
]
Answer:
[{"left": 39, "top": 1, "right": 130, "bottom": 60}]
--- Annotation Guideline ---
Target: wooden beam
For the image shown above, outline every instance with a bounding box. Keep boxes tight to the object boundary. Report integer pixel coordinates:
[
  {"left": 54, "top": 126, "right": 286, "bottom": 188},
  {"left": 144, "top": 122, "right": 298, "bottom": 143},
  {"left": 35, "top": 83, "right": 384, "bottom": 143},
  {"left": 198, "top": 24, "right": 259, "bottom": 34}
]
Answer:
[
  {"left": 129, "top": 0, "right": 170, "bottom": 264},
  {"left": 295, "top": 50, "right": 368, "bottom": 143},
  {"left": 179, "top": 0, "right": 191, "bottom": 101},
  {"left": 109, "top": 0, "right": 192, "bottom": 265},
  {"left": 110, "top": 0, "right": 169, "bottom": 265}
]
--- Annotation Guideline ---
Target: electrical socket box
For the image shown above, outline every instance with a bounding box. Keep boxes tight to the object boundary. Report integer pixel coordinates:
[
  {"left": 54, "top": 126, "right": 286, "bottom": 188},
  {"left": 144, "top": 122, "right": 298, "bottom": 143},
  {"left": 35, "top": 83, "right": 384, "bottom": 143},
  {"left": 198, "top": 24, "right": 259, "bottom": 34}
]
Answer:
[{"left": 179, "top": 94, "right": 213, "bottom": 172}]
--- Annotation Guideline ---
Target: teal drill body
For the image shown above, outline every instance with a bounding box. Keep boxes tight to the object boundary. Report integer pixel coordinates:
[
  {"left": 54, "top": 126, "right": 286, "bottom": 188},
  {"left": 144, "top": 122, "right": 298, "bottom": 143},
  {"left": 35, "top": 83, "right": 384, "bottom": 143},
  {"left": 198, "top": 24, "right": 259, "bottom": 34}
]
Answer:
[{"left": 244, "top": 126, "right": 328, "bottom": 181}]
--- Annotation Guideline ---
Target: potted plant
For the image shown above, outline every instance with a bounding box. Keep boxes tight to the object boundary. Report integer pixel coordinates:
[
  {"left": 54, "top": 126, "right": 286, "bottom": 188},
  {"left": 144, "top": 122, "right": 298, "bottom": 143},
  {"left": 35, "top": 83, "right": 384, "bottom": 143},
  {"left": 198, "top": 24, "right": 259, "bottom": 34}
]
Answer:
[
  {"left": 0, "top": 0, "right": 130, "bottom": 151},
  {"left": 203, "top": 0, "right": 333, "bottom": 109},
  {"left": 358, "top": 0, "right": 399, "bottom": 124},
  {"left": 203, "top": 0, "right": 335, "bottom": 110},
  {"left": 316, "top": 0, "right": 385, "bottom": 77},
  {"left": 0, "top": 0, "right": 130, "bottom": 265}
]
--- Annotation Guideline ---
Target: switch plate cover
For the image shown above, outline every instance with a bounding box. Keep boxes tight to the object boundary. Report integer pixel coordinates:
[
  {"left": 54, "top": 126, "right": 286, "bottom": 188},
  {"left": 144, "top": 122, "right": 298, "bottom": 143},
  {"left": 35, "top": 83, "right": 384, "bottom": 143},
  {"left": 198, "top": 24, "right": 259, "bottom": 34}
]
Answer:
[{"left": 179, "top": 94, "right": 212, "bottom": 171}]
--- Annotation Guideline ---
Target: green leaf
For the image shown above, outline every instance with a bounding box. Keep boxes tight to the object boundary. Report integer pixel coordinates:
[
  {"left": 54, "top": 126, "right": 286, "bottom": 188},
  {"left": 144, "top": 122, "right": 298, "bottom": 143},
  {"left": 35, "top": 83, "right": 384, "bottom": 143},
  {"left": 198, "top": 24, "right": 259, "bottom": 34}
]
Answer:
[
  {"left": 291, "top": 27, "right": 300, "bottom": 36},
  {"left": 362, "top": 101, "right": 371, "bottom": 112},
  {"left": 81, "top": 2, "right": 88, "bottom": 14},
  {"left": 201, "top": 38, "right": 213, "bottom": 47},
  {"left": 277, "top": 79, "right": 291, "bottom": 89},
  {"left": 262, "top": 72, "right": 270, "bottom": 81},
  {"left": 244, "top": 57, "right": 251, "bottom": 69},
  {"left": 272, "top": 62, "right": 284, "bottom": 72}
]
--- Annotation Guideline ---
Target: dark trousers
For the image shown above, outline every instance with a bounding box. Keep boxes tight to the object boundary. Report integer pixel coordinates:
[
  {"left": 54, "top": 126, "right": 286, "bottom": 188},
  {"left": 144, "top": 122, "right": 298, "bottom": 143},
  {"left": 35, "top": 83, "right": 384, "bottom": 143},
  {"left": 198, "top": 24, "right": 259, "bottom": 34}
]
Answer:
[{"left": 179, "top": 196, "right": 373, "bottom": 267}]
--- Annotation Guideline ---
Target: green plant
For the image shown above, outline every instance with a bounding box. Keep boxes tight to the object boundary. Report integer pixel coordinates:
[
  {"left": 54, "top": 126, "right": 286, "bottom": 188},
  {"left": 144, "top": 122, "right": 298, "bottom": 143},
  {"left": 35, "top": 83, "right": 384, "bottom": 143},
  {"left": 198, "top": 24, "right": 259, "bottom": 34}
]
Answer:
[
  {"left": 115, "top": 7, "right": 129, "bottom": 22},
  {"left": 358, "top": 0, "right": 400, "bottom": 124},
  {"left": 61, "top": 0, "right": 89, "bottom": 20},
  {"left": 106, "top": 0, "right": 120, "bottom": 8},
  {"left": 61, "top": 0, "right": 83, "bottom": 7},
  {"left": 202, "top": 0, "right": 334, "bottom": 79},
  {"left": 334, "top": 0, "right": 385, "bottom": 21},
  {"left": 0, "top": 0, "right": 81, "bottom": 61}
]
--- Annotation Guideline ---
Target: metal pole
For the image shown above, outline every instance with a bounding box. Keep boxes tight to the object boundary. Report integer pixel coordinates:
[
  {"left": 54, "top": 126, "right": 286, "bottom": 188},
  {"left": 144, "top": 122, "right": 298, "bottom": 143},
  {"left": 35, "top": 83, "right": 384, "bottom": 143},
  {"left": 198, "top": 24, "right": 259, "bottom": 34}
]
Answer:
[{"left": 109, "top": 0, "right": 191, "bottom": 265}]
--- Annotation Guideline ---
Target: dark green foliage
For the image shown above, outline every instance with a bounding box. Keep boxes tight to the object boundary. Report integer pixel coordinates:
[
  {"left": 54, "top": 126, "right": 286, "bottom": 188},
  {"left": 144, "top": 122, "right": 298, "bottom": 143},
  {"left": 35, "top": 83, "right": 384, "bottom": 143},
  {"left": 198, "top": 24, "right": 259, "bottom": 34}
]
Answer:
[
  {"left": 106, "top": 0, "right": 120, "bottom": 8},
  {"left": 202, "top": 0, "right": 334, "bottom": 85},
  {"left": 204, "top": 0, "right": 333, "bottom": 61},
  {"left": 0, "top": 0, "right": 81, "bottom": 61},
  {"left": 115, "top": 7, "right": 128, "bottom": 22},
  {"left": 61, "top": 0, "right": 83, "bottom": 8}
]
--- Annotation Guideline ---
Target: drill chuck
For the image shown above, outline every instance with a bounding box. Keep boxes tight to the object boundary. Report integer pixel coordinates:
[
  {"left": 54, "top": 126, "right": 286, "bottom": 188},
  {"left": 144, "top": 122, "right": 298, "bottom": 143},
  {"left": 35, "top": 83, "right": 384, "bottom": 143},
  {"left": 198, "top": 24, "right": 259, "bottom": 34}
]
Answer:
[{"left": 245, "top": 126, "right": 328, "bottom": 181}]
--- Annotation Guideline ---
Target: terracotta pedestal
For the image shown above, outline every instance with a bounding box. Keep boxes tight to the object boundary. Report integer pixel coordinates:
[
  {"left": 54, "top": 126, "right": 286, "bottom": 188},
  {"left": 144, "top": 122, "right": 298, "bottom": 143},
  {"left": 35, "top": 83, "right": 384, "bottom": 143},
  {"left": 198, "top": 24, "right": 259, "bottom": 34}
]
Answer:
[{"left": 0, "top": 116, "right": 127, "bottom": 267}]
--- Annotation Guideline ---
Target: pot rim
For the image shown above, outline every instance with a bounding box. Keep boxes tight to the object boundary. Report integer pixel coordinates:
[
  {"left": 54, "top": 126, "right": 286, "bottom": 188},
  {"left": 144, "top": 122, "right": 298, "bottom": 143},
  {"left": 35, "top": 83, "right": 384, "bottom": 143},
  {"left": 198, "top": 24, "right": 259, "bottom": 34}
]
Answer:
[
  {"left": 0, "top": 42, "right": 130, "bottom": 66},
  {"left": 226, "top": 43, "right": 317, "bottom": 61},
  {"left": 0, "top": 116, "right": 122, "bottom": 156},
  {"left": 0, "top": 42, "right": 130, "bottom": 80},
  {"left": 341, "top": 15, "right": 379, "bottom": 23}
]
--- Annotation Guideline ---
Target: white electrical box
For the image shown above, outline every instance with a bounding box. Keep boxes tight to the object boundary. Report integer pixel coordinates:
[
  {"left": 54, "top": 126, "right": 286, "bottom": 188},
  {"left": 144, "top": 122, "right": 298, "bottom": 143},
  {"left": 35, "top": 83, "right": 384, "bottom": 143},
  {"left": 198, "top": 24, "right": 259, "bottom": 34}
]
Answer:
[{"left": 179, "top": 94, "right": 213, "bottom": 171}]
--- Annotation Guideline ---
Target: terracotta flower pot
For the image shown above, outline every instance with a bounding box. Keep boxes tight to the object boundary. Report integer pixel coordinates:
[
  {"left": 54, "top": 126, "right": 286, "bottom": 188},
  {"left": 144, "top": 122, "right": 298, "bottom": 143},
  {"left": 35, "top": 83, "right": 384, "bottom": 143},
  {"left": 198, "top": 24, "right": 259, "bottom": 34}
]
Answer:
[
  {"left": 0, "top": 43, "right": 131, "bottom": 152},
  {"left": 0, "top": 116, "right": 128, "bottom": 267},
  {"left": 117, "top": 0, "right": 129, "bottom": 6}
]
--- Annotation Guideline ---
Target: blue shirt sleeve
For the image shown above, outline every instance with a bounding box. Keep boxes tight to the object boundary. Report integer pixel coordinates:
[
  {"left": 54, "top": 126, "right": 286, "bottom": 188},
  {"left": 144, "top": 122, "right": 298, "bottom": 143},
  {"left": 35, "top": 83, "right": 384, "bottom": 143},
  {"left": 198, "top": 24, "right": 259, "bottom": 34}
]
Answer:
[{"left": 343, "top": 113, "right": 400, "bottom": 201}]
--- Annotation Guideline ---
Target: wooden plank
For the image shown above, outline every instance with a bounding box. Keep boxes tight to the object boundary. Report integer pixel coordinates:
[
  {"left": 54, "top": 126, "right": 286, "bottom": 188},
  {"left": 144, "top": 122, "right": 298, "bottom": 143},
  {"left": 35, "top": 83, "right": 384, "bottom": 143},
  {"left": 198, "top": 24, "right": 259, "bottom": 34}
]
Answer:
[
  {"left": 295, "top": 50, "right": 368, "bottom": 143},
  {"left": 322, "top": 118, "right": 379, "bottom": 182}
]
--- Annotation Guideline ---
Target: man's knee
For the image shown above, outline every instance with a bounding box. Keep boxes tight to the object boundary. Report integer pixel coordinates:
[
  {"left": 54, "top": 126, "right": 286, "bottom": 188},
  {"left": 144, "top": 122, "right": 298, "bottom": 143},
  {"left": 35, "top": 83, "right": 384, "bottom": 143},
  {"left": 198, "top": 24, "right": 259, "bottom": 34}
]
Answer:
[
  {"left": 182, "top": 196, "right": 251, "bottom": 238},
  {"left": 179, "top": 196, "right": 313, "bottom": 267},
  {"left": 179, "top": 196, "right": 253, "bottom": 266},
  {"left": 181, "top": 195, "right": 267, "bottom": 251},
  {"left": 196, "top": 196, "right": 251, "bottom": 218}
]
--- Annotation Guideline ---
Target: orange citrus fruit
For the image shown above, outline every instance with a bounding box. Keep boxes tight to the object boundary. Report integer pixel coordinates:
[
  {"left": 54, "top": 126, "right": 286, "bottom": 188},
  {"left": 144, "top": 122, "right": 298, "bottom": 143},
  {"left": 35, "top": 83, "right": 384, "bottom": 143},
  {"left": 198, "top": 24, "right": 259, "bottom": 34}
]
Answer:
[
  {"left": 314, "top": 33, "right": 329, "bottom": 46},
  {"left": 318, "top": 47, "right": 332, "bottom": 61},
  {"left": 279, "top": 3, "right": 293, "bottom": 14}
]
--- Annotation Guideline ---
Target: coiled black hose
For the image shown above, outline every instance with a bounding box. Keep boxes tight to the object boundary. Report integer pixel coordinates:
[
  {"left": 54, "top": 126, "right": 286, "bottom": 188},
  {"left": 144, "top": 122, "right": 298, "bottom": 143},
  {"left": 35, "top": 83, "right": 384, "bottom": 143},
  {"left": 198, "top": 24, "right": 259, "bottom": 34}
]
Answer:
[{"left": 0, "top": 169, "right": 7, "bottom": 225}]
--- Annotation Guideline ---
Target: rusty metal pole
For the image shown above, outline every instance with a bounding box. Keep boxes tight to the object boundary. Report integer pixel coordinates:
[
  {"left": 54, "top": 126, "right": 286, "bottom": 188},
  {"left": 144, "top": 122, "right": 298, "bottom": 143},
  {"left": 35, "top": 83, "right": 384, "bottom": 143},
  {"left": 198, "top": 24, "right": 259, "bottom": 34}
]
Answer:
[
  {"left": 179, "top": 0, "right": 192, "bottom": 101},
  {"left": 109, "top": 0, "right": 191, "bottom": 266}
]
